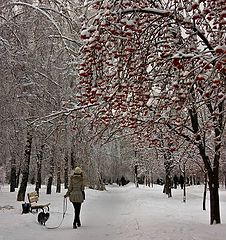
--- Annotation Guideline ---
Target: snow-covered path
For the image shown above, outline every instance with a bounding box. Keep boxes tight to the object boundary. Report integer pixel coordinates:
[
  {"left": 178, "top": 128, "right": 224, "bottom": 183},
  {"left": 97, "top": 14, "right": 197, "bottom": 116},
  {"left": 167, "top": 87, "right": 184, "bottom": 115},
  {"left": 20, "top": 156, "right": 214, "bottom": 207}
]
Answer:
[{"left": 1, "top": 183, "right": 226, "bottom": 240}]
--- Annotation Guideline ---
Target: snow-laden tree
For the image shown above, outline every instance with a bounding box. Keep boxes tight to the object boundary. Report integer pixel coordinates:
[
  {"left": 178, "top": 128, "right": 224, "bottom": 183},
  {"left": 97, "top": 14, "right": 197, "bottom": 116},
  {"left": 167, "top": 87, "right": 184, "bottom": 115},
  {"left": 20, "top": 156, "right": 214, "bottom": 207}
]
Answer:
[
  {"left": 77, "top": 0, "right": 225, "bottom": 224},
  {"left": 0, "top": 0, "right": 84, "bottom": 200}
]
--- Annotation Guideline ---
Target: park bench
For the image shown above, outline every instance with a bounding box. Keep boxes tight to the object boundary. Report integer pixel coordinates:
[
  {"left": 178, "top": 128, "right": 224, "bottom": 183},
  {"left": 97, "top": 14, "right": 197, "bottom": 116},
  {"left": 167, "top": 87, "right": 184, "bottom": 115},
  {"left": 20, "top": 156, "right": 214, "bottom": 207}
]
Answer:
[{"left": 27, "top": 192, "right": 50, "bottom": 213}]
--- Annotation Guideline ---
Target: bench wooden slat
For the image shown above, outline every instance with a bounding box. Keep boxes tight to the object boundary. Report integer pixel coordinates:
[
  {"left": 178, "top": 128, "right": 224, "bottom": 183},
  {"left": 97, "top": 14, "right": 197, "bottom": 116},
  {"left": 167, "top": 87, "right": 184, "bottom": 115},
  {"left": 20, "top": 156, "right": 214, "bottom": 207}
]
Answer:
[
  {"left": 31, "top": 203, "right": 50, "bottom": 209},
  {"left": 28, "top": 193, "right": 39, "bottom": 203},
  {"left": 27, "top": 192, "right": 50, "bottom": 212}
]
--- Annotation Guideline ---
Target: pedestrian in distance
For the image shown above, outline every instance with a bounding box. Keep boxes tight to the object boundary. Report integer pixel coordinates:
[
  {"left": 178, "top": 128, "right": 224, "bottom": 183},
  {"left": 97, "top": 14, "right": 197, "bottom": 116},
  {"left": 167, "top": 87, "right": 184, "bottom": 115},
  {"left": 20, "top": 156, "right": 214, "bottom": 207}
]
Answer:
[{"left": 64, "top": 166, "right": 85, "bottom": 229}]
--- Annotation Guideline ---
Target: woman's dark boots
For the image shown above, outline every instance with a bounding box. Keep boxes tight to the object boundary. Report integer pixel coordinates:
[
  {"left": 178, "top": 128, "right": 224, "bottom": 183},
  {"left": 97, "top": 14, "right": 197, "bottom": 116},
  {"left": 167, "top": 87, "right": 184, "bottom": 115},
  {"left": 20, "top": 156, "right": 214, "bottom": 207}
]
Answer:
[
  {"left": 77, "top": 219, "right": 81, "bottom": 227},
  {"left": 73, "top": 222, "right": 77, "bottom": 229},
  {"left": 73, "top": 219, "right": 81, "bottom": 228}
]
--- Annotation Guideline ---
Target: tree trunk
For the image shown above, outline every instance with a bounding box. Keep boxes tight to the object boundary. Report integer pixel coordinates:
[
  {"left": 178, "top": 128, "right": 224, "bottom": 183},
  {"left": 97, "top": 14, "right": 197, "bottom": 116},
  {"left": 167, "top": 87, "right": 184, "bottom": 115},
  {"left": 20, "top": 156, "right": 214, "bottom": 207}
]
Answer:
[
  {"left": 70, "top": 139, "right": 76, "bottom": 170},
  {"left": 16, "top": 159, "right": 22, "bottom": 188},
  {"left": 193, "top": 176, "right": 196, "bottom": 185},
  {"left": 98, "top": 175, "right": 106, "bottom": 191},
  {"left": 134, "top": 164, "right": 139, "bottom": 188},
  {"left": 225, "top": 173, "right": 226, "bottom": 190},
  {"left": 56, "top": 166, "right": 61, "bottom": 193},
  {"left": 10, "top": 157, "right": 17, "bottom": 192},
  {"left": 46, "top": 156, "right": 54, "bottom": 195},
  {"left": 198, "top": 143, "right": 221, "bottom": 224},
  {"left": 163, "top": 156, "right": 172, "bottom": 198},
  {"left": 203, "top": 172, "right": 207, "bottom": 211},
  {"left": 146, "top": 171, "right": 151, "bottom": 187},
  {"left": 151, "top": 171, "right": 154, "bottom": 188},
  {"left": 199, "top": 149, "right": 221, "bottom": 224},
  {"left": 16, "top": 168, "right": 21, "bottom": 188},
  {"left": 208, "top": 168, "right": 221, "bottom": 224},
  {"left": 183, "top": 163, "right": 186, "bottom": 202},
  {"left": 46, "top": 175, "right": 53, "bottom": 195},
  {"left": 208, "top": 180, "right": 220, "bottom": 224},
  {"left": 17, "top": 131, "right": 33, "bottom": 201},
  {"left": 163, "top": 174, "right": 172, "bottom": 197},
  {"left": 64, "top": 150, "right": 69, "bottom": 189},
  {"left": 189, "top": 106, "right": 222, "bottom": 224},
  {"left": 35, "top": 144, "right": 43, "bottom": 194}
]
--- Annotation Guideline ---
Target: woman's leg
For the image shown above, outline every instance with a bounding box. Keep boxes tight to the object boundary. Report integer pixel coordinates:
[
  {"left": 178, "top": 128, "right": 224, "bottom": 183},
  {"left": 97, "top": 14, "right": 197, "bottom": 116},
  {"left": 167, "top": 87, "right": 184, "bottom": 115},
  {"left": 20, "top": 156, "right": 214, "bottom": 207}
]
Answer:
[
  {"left": 72, "top": 202, "right": 77, "bottom": 228},
  {"left": 74, "top": 202, "right": 82, "bottom": 226}
]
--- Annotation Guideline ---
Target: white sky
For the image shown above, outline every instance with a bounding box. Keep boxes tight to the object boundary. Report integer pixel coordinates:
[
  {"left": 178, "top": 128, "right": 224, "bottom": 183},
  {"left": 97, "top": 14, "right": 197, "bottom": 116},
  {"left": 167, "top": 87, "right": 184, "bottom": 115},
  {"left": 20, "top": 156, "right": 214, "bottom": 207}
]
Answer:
[{"left": 0, "top": 183, "right": 226, "bottom": 240}]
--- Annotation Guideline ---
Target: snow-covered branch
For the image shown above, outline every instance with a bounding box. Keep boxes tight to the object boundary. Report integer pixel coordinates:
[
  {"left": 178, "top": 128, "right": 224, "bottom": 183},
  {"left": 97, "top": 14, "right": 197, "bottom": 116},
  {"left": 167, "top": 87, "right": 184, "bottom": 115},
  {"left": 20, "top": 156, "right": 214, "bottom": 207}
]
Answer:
[
  {"left": 28, "top": 103, "right": 99, "bottom": 127},
  {"left": 121, "top": 8, "right": 171, "bottom": 17},
  {"left": 1, "top": 2, "right": 68, "bottom": 48}
]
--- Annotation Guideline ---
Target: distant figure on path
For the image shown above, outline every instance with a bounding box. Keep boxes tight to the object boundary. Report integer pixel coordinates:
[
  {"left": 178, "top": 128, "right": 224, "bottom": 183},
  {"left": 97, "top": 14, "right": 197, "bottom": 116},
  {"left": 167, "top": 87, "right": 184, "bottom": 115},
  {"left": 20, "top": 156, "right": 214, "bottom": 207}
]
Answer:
[
  {"left": 64, "top": 167, "right": 85, "bottom": 229},
  {"left": 121, "top": 176, "right": 126, "bottom": 186}
]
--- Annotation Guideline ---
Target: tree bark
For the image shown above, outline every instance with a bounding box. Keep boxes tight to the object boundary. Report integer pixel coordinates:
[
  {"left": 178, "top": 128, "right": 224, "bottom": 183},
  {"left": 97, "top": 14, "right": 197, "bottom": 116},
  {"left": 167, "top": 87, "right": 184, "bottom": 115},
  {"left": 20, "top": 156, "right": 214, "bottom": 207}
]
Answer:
[
  {"left": 10, "top": 157, "right": 17, "bottom": 192},
  {"left": 46, "top": 155, "right": 54, "bottom": 195},
  {"left": 208, "top": 179, "right": 220, "bottom": 224},
  {"left": 163, "top": 154, "right": 172, "bottom": 198},
  {"left": 163, "top": 174, "right": 172, "bottom": 197},
  {"left": 35, "top": 144, "right": 44, "bottom": 194},
  {"left": 183, "top": 163, "right": 186, "bottom": 202},
  {"left": 203, "top": 172, "right": 207, "bottom": 211},
  {"left": 70, "top": 138, "right": 76, "bottom": 170},
  {"left": 64, "top": 150, "right": 69, "bottom": 189},
  {"left": 56, "top": 166, "right": 61, "bottom": 193},
  {"left": 17, "top": 131, "right": 33, "bottom": 201},
  {"left": 189, "top": 106, "right": 221, "bottom": 224},
  {"left": 16, "top": 167, "right": 21, "bottom": 188},
  {"left": 151, "top": 171, "right": 154, "bottom": 188},
  {"left": 225, "top": 173, "right": 226, "bottom": 190},
  {"left": 197, "top": 143, "right": 221, "bottom": 224}
]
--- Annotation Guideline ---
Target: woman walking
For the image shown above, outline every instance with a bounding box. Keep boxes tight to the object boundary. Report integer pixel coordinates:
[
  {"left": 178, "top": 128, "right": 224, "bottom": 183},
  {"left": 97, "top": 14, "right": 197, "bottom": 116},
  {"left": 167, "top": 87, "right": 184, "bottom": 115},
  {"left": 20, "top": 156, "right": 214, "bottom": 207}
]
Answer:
[{"left": 64, "top": 166, "right": 85, "bottom": 229}]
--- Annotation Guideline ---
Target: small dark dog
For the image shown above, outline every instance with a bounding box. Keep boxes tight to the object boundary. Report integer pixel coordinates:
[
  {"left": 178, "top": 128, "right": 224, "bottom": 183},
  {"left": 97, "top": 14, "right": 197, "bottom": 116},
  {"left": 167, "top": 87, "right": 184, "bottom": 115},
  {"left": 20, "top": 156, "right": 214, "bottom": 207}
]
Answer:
[{"left": 37, "top": 212, "right": 50, "bottom": 225}]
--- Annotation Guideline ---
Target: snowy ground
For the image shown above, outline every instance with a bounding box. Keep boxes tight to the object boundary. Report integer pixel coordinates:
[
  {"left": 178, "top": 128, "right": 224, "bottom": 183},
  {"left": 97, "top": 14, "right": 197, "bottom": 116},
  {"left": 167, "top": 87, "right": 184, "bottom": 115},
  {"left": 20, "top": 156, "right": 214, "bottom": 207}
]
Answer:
[{"left": 0, "top": 183, "right": 226, "bottom": 240}]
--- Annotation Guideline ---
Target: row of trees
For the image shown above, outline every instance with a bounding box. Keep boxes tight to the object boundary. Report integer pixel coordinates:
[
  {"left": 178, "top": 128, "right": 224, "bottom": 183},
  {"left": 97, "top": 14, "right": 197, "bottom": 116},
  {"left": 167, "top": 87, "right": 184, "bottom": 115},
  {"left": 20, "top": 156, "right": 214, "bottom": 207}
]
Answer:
[
  {"left": 0, "top": 0, "right": 119, "bottom": 197},
  {"left": 77, "top": 0, "right": 226, "bottom": 225},
  {"left": 0, "top": 0, "right": 80, "bottom": 198},
  {"left": 0, "top": 0, "right": 225, "bottom": 225}
]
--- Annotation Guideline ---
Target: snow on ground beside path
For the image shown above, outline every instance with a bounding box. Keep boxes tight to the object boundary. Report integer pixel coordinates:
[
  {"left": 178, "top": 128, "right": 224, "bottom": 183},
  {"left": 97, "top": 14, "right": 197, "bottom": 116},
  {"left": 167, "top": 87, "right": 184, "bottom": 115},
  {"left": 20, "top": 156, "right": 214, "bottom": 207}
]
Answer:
[{"left": 0, "top": 183, "right": 226, "bottom": 240}]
